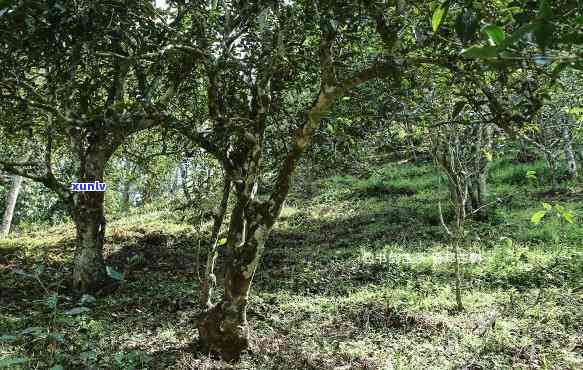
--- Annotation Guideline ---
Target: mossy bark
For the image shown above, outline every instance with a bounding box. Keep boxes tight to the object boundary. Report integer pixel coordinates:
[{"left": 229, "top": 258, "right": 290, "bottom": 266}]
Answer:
[
  {"left": 195, "top": 16, "right": 396, "bottom": 360},
  {"left": 72, "top": 195, "right": 108, "bottom": 292},
  {"left": 70, "top": 150, "right": 111, "bottom": 292},
  {"left": 198, "top": 183, "right": 270, "bottom": 361},
  {"left": 197, "top": 235, "right": 265, "bottom": 361},
  {"left": 200, "top": 179, "right": 232, "bottom": 309}
]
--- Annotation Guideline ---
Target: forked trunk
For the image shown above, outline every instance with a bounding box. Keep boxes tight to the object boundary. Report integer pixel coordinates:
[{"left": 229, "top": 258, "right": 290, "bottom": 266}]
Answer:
[
  {"left": 198, "top": 203, "right": 270, "bottom": 361},
  {"left": 194, "top": 14, "right": 384, "bottom": 360}
]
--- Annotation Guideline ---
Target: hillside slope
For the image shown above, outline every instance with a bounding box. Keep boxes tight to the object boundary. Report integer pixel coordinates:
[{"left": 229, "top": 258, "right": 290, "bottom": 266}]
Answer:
[{"left": 1, "top": 161, "right": 582, "bottom": 369}]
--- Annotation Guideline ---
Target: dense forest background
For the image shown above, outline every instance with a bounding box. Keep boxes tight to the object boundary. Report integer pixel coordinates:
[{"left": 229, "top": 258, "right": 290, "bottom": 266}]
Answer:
[{"left": 1, "top": 0, "right": 582, "bottom": 369}]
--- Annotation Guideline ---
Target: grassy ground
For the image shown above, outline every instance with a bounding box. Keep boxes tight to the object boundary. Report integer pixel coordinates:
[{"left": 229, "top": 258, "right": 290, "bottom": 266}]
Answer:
[{"left": 1, "top": 159, "right": 582, "bottom": 369}]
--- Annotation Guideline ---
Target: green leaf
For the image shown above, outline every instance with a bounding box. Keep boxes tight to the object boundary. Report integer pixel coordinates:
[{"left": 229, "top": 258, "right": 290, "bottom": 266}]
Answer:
[
  {"left": 482, "top": 25, "right": 506, "bottom": 45},
  {"left": 0, "top": 357, "right": 29, "bottom": 367},
  {"left": 432, "top": 1, "right": 450, "bottom": 32},
  {"left": 80, "top": 294, "right": 96, "bottom": 306},
  {"left": 12, "top": 268, "right": 32, "bottom": 278},
  {"left": 49, "top": 366, "right": 64, "bottom": 370},
  {"left": 500, "top": 237, "right": 513, "bottom": 248},
  {"left": 34, "top": 264, "right": 45, "bottom": 275},
  {"left": 106, "top": 266, "right": 123, "bottom": 281},
  {"left": 500, "top": 23, "right": 539, "bottom": 48},
  {"left": 551, "top": 62, "right": 569, "bottom": 77},
  {"left": 563, "top": 212, "right": 575, "bottom": 224},
  {"left": 63, "top": 307, "right": 91, "bottom": 316},
  {"left": 48, "top": 333, "right": 65, "bottom": 343},
  {"left": 531, "top": 210, "right": 547, "bottom": 225},
  {"left": 542, "top": 202, "right": 552, "bottom": 210},
  {"left": 45, "top": 293, "right": 57, "bottom": 310},
  {"left": 20, "top": 327, "right": 44, "bottom": 336},
  {"left": 217, "top": 238, "right": 227, "bottom": 246},
  {"left": 461, "top": 45, "right": 500, "bottom": 58},
  {"left": 114, "top": 352, "right": 125, "bottom": 365},
  {"left": 526, "top": 170, "right": 537, "bottom": 180},
  {"left": 0, "top": 335, "right": 18, "bottom": 343}
]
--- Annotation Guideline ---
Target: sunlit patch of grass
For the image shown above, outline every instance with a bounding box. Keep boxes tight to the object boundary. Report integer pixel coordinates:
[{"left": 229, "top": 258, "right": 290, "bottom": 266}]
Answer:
[
  {"left": 490, "top": 158, "right": 547, "bottom": 185},
  {"left": 2, "top": 157, "right": 582, "bottom": 369},
  {"left": 278, "top": 205, "right": 298, "bottom": 220}
]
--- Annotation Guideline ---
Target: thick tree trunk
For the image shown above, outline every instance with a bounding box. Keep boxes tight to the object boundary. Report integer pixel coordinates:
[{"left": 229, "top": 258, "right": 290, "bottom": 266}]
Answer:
[
  {"left": 198, "top": 234, "right": 269, "bottom": 361},
  {"left": 198, "top": 187, "right": 271, "bottom": 361},
  {"left": 1, "top": 175, "right": 24, "bottom": 237},
  {"left": 72, "top": 191, "right": 108, "bottom": 291},
  {"left": 70, "top": 149, "right": 112, "bottom": 292},
  {"left": 562, "top": 126, "right": 578, "bottom": 179}
]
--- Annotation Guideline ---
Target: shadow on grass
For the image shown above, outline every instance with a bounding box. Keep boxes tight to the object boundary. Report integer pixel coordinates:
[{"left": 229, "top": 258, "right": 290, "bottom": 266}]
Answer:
[{"left": 1, "top": 200, "right": 580, "bottom": 369}]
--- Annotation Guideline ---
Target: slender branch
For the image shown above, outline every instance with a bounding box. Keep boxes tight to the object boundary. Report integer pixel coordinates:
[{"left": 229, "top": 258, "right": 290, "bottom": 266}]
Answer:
[
  {"left": 1, "top": 79, "right": 71, "bottom": 123},
  {"left": 200, "top": 178, "right": 232, "bottom": 310},
  {"left": 266, "top": 49, "right": 408, "bottom": 221},
  {"left": 96, "top": 44, "right": 210, "bottom": 65},
  {"left": 178, "top": 127, "right": 225, "bottom": 162},
  {"left": 0, "top": 159, "right": 70, "bottom": 202},
  {"left": 438, "top": 200, "right": 453, "bottom": 237}
]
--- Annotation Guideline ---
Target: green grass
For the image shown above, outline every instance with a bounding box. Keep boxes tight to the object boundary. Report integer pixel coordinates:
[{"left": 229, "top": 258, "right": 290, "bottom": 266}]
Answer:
[{"left": 1, "top": 159, "right": 582, "bottom": 369}]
